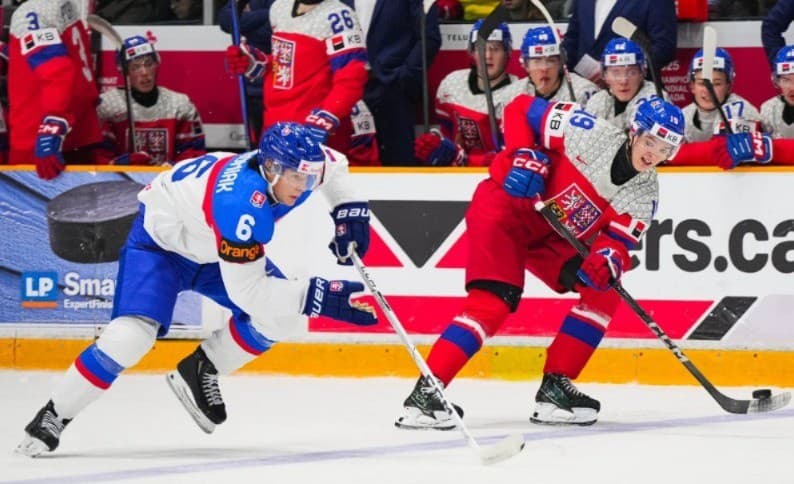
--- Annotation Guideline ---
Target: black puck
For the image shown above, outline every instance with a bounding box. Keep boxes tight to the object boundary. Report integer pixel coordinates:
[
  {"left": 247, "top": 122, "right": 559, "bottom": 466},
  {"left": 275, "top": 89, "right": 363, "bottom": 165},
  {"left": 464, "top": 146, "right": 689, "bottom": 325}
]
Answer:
[{"left": 752, "top": 389, "right": 772, "bottom": 399}]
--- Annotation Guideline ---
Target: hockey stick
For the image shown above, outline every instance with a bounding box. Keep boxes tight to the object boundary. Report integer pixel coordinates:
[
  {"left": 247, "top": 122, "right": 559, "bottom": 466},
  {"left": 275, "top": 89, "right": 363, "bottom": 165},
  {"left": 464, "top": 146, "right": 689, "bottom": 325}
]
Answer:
[
  {"left": 529, "top": 0, "right": 576, "bottom": 102},
  {"left": 351, "top": 251, "right": 525, "bottom": 465},
  {"left": 475, "top": 5, "right": 510, "bottom": 149},
  {"left": 534, "top": 200, "right": 791, "bottom": 415},
  {"left": 87, "top": 14, "right": 138, "bottom": 152},
  {"left": 611, "top": 17, "right": 664, "bottom": 98},
  {"left": 700, "top": 25, "right": 734, "bottom": 134},
  {"left": 229, "top": 0, "right": 253, "bottom": 150},
  {"left": 419, "top": 0, "right": 435, "bottom": 133}
]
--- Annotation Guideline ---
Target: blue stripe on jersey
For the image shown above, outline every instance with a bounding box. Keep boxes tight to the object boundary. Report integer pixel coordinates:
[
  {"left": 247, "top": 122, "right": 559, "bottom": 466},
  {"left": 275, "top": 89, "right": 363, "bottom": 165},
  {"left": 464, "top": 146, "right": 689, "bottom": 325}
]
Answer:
[
  {"left": 78, "top": 343, "right": 125, "bottom": 385},
  {"left": 265, "top": 258, "right": 286, "bottom": 279},
  {"left": 559, "top": 315, "right": 605, "bottom": 348},
  {"left": 329, "top": 49, "right": 368, "bottom": 72},
  {"left": 439, "top": 323, "right": 482, "bottom": 358},
  {"left": 27, "top": 43, "right": 68, "bottom": 70},
  {"left": 525, "top": 96, "right": 550, "bottom": 139},
  {"left": 605, "top": 230, "right": 635, "bottom": 250},
  {"left": 231, "top": 316, "right": 275, "bottom": 354}
]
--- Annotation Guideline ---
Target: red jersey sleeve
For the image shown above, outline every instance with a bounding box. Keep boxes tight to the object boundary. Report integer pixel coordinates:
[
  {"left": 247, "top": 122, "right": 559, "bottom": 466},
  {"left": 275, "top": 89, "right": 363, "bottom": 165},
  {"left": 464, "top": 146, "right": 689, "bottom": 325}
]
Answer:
[{"left": 320, "top": 18, "right": 368, "bottom": 121}]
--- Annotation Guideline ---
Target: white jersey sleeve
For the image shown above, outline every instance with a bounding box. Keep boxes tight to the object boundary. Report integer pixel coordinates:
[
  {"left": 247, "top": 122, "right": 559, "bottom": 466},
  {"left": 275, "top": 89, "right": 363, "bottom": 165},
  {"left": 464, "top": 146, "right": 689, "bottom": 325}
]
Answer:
[{"left": 760, "top": 95, "right": 794, "bottom": 138}]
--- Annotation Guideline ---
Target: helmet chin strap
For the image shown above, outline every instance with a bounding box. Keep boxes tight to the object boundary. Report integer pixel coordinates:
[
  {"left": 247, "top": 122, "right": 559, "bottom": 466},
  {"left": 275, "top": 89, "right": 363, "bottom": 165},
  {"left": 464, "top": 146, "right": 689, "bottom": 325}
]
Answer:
[{"left": 260, "top": 164, "right": 282, "bottom": 204}]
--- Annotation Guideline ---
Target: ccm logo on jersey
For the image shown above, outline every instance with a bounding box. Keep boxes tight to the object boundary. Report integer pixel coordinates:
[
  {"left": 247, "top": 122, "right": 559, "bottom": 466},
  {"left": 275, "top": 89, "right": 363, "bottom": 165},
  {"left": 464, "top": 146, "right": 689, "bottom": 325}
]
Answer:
[
  {"left": 21, "top": 28, "right": 61, "bottom": 54},
  {"left": 218, "top": 238, "right": 264, "bottom": 263},
  {"left": 326, "top": 32, "right": 365, "bottom": 55}
]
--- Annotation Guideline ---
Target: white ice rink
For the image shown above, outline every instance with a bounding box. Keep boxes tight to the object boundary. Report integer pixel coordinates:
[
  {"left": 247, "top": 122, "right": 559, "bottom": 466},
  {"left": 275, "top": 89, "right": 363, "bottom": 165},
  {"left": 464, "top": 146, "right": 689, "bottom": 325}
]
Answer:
[{"left": 1, "top": 371, "right": 792, "bottom": 484}]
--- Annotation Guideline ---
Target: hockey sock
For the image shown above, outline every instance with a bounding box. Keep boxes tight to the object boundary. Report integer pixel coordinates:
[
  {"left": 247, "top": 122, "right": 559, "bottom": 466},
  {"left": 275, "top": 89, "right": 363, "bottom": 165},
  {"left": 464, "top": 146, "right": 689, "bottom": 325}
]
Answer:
[
  {"left": 201, "top": 317, "right": 274, "bottom": 375},
  {"left": 52, "top": 316, "right": 157, "bottom": 419},
  {"left": 426, "top": 289, "right": 509, "bottom": 386},
  {"left": 544, "top": 305, "right": 608, "bottom": 378}
]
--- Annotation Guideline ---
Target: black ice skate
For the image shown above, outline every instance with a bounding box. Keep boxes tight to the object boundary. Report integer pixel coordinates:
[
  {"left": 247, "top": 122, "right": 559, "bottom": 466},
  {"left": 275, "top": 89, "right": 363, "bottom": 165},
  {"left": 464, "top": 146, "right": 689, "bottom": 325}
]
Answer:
[
  {"left": 531, "top": 373, "right": 600, "bottom": 426},
  {"left": 395, "top": 375, "right": 464, "bottom": 431},
  {"left": 16, "top": 400, "right": 71, "bottom": 457},
  {"left": 166, "top": 347, "right": 226, "bottom": 434}
]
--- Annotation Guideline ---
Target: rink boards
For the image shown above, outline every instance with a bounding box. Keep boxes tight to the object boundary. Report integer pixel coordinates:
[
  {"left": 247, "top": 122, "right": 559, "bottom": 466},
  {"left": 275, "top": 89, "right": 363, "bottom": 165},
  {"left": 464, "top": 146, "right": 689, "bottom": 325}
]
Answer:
[{"left": 1, "top": 165, "right": 793, "bottom": 385}]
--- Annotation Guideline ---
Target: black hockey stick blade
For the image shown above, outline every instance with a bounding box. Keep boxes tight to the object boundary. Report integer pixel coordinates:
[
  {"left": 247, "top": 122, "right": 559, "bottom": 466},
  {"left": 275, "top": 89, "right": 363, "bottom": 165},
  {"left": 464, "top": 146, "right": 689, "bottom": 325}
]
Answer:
[{"left": 477, "top": 4, "right": 510, "bottom": 42}]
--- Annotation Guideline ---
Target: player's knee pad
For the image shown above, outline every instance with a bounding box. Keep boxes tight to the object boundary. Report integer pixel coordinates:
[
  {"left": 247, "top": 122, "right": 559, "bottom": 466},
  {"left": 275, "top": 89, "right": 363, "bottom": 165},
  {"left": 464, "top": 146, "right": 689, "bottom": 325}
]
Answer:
[
  {"left": 576, "top": 285, "right": 620, "bottom": 325},
  {"left": 95, "top": 316, "right": 158, "bottom": 368},
  {"left": 466, "top": 279, "right": 523, "bottom": 313},
  {"left": 459, "top": 288, "right": 512, "bottom": 337}
]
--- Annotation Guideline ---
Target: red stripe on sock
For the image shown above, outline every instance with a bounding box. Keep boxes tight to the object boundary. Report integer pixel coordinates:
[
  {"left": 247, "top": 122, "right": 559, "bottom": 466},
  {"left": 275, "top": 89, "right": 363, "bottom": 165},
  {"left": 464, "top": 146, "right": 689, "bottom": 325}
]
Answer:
[{"left": 74, "top": 357, "right": 111, "bottom": 390}]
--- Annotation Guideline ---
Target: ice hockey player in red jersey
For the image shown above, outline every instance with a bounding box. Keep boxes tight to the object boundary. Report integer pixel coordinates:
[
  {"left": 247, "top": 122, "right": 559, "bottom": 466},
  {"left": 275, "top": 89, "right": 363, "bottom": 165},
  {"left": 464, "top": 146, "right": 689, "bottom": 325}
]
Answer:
[
  {"left": 8, "top": 0, "right": 103, "bottom": 179},
  {"left": 414, "top": 20, "right": 524, "bottom": 167},
  {"left": 224, "top": 0, "right": 376, "bottom": 164},
  {"left": 396, "top": 95, "right": 685, "bottom": 429},
  {"left": 97, "top": 35, "right": 206, "bottom": 166}
]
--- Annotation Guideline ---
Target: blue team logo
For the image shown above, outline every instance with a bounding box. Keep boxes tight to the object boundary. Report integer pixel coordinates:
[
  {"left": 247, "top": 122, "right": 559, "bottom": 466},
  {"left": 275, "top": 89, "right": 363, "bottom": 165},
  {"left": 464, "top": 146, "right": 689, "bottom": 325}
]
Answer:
[{"left": 20, "top": 272, "right": 58, "bottom": 309}]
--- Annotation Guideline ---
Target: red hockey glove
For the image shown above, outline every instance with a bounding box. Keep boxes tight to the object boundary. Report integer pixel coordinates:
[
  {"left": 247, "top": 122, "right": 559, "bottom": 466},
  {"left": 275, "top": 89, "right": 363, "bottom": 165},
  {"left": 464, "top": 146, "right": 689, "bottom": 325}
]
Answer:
[
  {"left": 577, "top": 239, "right": 631, "bottom": 291},
  {"left": 414, "top": 130, "right": 466, "bottom": 166},
  {"left": 34, "top": 115, "right": 70, "bottom": 180},
  {"left": 225, "top": 40, "right": 266, "bottom": 79},
  {"left": 111, "top": 151, "right": 155, "bottom": 166},
  {"left": 304, "top": 109, "right": 340, "bottom": 143}
]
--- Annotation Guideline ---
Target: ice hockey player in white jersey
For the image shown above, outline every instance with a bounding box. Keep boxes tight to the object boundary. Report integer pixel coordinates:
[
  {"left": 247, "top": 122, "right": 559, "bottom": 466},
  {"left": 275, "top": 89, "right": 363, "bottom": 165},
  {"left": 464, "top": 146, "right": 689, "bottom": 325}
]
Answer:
[
  {"left": 520, "top": 26, "right": 599, "bottom": 105},
  {"left": 681, "top": 47, "right": 761, "bottom": 142},
  {"left": 585, "top": 38, "right": 664, "bottom": 132},
  {"left": 414, "top": 20, "right": 524, "bottom": 167},
  {"left": 16, "top": 122, "right": 376, "bottom": 457},
  {"left": 97, "top": 35, "right": 205, "bottom": 165},
  {"left": 761, "top": 45, "right": 794, "bottom": 139}
]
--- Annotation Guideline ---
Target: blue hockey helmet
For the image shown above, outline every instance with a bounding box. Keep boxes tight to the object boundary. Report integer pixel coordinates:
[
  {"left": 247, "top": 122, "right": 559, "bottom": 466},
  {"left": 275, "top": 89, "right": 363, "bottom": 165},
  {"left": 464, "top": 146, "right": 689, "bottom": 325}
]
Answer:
[
  {"left": 601, "top": 37, "right": 645, "bottom": 70},
  {"left": 520, "top": 26, "right": 560, "bottom": 61},
  {"left": 630, "top": 96, "right": 685, "bottom": 153},
  {"left": 258, "top": 122, "right": 326, "bottom": 191},
  {"left": 117, "top": 35, "right": 160, "bottom": 67},
  {"left": 773, "top": 45, "right": 794, "bottom": 78},
  {"left": 469, "top": 19, "right": 512, "bottom": 54},
  {"left": 689, "top": 47, "right": 735, "bottom": 82}
]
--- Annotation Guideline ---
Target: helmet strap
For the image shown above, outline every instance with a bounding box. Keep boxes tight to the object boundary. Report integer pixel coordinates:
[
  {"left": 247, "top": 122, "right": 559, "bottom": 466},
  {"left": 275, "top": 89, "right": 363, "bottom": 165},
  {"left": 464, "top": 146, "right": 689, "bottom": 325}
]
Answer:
[{"left": 260, "top": 163, "right": 283, "bottom": 204}]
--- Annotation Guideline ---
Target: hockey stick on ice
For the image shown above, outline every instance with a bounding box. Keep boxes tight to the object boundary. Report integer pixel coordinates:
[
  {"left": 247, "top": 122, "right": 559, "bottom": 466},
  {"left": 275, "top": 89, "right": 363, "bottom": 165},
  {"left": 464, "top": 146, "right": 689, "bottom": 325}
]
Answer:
[
  {"left": 475, "top": 5, "right": 510, "bottom": 149},
  {"left": 534, "top": 200, "right": 791, "bottom": 415},
  {"left": 700, "top": 25, "right": 734, "bottom": 134},
  {"left": 87, "top": 14, "right": 138, "bottom": 152},
  {"left": 611, "top": 17, "right": 664, "bottom": 98},
  {"left": 351, "top": 251, "right": 525, "bottom": 465},
  {"left": 529, "top": 0, "right": 576, "bottom": 102},
  {"left": 229, "top": 0, "right": 254, "bottom": 150}
]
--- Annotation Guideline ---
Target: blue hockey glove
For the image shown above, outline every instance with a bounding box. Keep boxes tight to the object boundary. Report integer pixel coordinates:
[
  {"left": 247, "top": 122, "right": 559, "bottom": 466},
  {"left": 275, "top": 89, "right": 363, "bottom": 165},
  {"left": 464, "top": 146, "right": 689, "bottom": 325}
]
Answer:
[
  {"left": 503, "top": 149, "right": 550, "bottom": 199},
  {"left": 329, "top": 202, "right": 370, "bottom": 265},
  {"left": 304, "top": 109, "right": 340, "bottom": 143},
  {"left": 726, "top": 132, "right": 773, "bottom": 168},
  {"left": 34, "top": 115, "right": 70, "bottom": 180},
  {"left": 303, "top": 277, "right": 377, "bottom": 326},
  {"left": 414, "top": 130, "right": 467, "bottom": 166}
]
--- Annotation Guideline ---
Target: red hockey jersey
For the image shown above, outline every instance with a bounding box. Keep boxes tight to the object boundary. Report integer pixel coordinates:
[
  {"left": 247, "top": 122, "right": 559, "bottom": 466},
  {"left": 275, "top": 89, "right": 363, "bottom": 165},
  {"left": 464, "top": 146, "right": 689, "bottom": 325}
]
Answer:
[{"left": 8, "top": 0, "right": 101, "bottom": 163}]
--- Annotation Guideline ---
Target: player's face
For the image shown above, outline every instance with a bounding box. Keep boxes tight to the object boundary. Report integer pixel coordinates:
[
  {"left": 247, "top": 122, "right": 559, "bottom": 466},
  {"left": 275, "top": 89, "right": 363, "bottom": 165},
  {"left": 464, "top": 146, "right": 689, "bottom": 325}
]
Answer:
[
  {"left": 631, "top": 132, "right": 677, "bottom": 171},
  {"left": 775, "top": 74, "right": 794, "bottom": 105},
  {"left": 525, "top": 56, "right": 562, "bottom": 97},
  {"left": 604, "top": 65, "right": 644, "bottom": 102},
  {"left": 472, "top": 41, "right": 508, "bottom": 81},
  {"left": 128, "top": 56, "right": 159, "bottom": 93},
  {"left": 690, "top": 71, "right": 731, "bottom": 110},
  {"left": 270, "top": 168, "right": 309, "bottom": 205}
]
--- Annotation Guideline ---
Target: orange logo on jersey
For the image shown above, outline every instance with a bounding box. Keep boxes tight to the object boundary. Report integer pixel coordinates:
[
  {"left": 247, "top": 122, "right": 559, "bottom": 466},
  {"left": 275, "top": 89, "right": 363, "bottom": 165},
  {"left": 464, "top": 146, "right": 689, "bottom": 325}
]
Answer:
[{"left": 218, "top": 238, "right": 264, "bottom": 263}]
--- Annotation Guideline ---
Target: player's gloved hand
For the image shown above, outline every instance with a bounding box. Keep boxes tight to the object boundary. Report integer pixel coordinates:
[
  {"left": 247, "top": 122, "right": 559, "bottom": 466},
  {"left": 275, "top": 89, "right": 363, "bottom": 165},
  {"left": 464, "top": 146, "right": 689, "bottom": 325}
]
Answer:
[
  {"left": 303, "top": 109, "right": 339, "bottom": 143},
  {"left": 329, "top": 202, "right": 370, "bottom": 265},
  {"left": 225, "top": 40, "right": 266, "bottom": 79},
  {"left": 414, "top": 129, "right": 466, "bottom": 166},
  {"left": 503, "top": 149, "right": 550, "bottom": 199},
  {"left": 34, "top": 115, "right": 70, "bottom": 180},
  {"left": 302, "top": 277, "right": 377, "bottom": 326},
  {"left": 111, "top": 151, "right": 155, "bottom": 166},
  {"left": 577, "top": 243, "right": 629, "bottom": 291},
  {"left": 724, "top": 132, "right": 773, "bottom": 168}
]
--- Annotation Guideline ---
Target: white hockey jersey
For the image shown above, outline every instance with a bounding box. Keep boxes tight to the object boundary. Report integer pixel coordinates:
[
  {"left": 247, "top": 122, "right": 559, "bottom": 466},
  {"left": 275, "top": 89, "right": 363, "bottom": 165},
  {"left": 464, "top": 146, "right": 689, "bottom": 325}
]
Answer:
[
  {"left": 760, "top": 96, "right": 794, "bottom": 139},
  {"left": 585, "top": 80, "right": 662, "bottom": 132},
  {"left": 525, "top": 71, "right": 600, "bottom": 105},
  {"left": 682, "top": 93, "right": 761, "bottom": 142}
]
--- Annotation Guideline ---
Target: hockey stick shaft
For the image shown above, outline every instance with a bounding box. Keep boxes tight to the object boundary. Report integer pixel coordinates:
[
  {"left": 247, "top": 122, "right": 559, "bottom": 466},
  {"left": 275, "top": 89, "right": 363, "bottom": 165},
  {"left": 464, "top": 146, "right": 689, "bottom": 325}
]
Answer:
[
  {"left": 529, "top": 0, "right": 576, "bottom": 101},
  {"left": 534, "top": 200, "right": 790, "bottom": 414},
  {"left": 87, "top": 15, "right": 138, "bottom": 152},
  {"left": 475, "top": 5, "right": 510, "bottom": 149},
  {"left": 701, "top": 26, "right": 733, "bottom": 134},
  {"left": 420, "top": 7, "right": 430, "bottom": 133},
  {"left": 611, "top": 17, "right": 663, "bottom": 98},
  {"left": 229, "top": 0, "right": 253, "bottom": 150},
  {"left": 351, "top": 251, "right": 524, "bottom": 464}
]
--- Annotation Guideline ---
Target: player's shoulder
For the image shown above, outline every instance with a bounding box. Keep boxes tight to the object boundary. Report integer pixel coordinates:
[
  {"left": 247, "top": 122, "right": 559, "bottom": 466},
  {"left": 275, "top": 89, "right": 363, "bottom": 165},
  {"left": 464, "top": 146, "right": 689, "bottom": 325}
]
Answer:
[
  {"left": 760, "top": 95, "right": 781, "bottom": 114},
  {"left": 438, "top": 69, "right": 469, "bottom": 97},
  {"left": 97, "top": 89, "right": 127, "bottom": 119},
  {"left": 318, "top": 0, "right": 355, "bottom": 14},
  {"left": 727, "top": 92, "right": 760, "bottom": 113},
  {"left": 157, "top": 86, "right": 198, "bottom": 115},
  {"left": 10, "top": 0, "right": 78, "bottom": 37},
  {"left": 681, "top": 102, "right": 698, "bottom": 117}
]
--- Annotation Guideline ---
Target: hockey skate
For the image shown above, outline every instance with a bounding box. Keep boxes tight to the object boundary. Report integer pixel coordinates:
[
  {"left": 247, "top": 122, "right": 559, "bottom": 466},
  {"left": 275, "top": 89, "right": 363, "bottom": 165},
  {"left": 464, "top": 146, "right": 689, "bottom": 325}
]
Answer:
[
  {"left": 166, "top": 347, "right": 226, "bottom": 434},
  {"left": 395, "top": 375, "right": 464, "bottom": 430},
  {"left": 16, "top": 400, "right": 71, "bottom": 457},
  {"left": 531, "top": 373, "right": 600, "bottom": 426}
]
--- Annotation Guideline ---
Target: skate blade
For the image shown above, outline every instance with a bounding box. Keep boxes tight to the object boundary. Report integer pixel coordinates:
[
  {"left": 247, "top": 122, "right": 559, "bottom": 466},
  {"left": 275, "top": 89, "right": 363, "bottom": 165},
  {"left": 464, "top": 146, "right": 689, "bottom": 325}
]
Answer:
[
  {"left": 479, "top": 433, "right": 525, "bottom": 465},
  {"left": 530, "top": 403, "right": 597, "bottom": 426},
  {"left": 15, "top": 435, "right": 49, "bottom": 458},
  {"left": 166, "top": 371, "right": 216, "bottom": 434}
]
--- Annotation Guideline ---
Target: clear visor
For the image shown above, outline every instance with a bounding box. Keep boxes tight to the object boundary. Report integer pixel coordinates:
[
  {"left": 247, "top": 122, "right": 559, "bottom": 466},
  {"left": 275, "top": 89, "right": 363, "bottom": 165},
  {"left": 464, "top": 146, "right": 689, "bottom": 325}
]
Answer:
[
  {"left": 639, "top": 131, "right": 680, "bottom": 161},
  {"left": 266, "top": 159, "right": 323, "bottom": 191}
]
